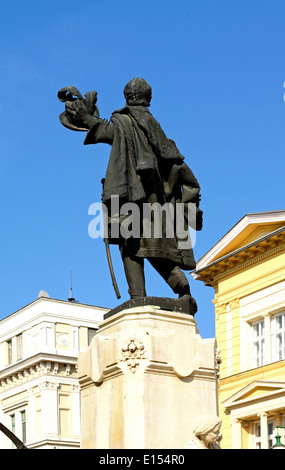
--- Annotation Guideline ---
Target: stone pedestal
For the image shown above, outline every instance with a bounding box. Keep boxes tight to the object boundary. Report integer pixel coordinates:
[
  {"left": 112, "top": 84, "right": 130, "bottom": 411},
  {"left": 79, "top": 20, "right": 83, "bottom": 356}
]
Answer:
[{"left": 78, "top": 305, "right": 218, "bottom": 449}]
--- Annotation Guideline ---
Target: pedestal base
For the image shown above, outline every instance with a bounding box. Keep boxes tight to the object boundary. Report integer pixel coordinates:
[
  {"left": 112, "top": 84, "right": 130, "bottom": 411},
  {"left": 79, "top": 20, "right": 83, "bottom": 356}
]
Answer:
[
  {"left": 78, "top": 305, "right": 218, "bottom": 449},
  {"left": 104, "top": 295, "right": 197, "bottom": 319}
]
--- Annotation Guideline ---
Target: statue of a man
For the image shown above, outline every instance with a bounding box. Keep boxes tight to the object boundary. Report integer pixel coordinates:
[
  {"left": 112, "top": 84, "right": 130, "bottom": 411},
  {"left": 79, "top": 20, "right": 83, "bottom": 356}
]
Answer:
[{"left": 59, "top": 78, "right": 202, "bottom": 314}]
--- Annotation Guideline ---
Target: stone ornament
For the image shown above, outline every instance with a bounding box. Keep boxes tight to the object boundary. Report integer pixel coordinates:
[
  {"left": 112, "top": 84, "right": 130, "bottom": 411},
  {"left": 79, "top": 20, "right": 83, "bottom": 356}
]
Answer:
[
  {"left": 120, "top": 336, "right": 147, "bottom": 373},
  {"left": 56, "top": 332, "right": 69, "bottom": 346},
  {"left": 215, "top": 347, "right": 222, "bottom": 379},
  {"left": 185, "top": 415, "right": 222, "bottom": 449}
]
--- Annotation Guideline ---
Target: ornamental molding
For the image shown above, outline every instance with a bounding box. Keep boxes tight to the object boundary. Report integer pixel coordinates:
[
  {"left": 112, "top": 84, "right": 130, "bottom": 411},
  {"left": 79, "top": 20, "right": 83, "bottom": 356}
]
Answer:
[
  {"left": 257, "top": 411, "right": 269, "bottom": 418},
  {"left": 229, "top": 298, "right": 240, "bottom": 310},
  {"left": 215, "top": 299, "right": 240, "bottom": 317},
  {"left": 198, "top": 232, "right": 285, "bottom": 286},
  {"left": 215, "top": 303, "right": 227, "bottom": 316},
  {"left": 0, "top": 359, "right": 77, "bottom": 392},
  {"left": 215, "top": 347, "right": 222, "bottom": 379},
  {"left": 2, "top": 399, "right": 29, "bottom": 414},
  {"left": 56, "top": 332, "right": 69, "bottom": 346},
  {"left": 38, "top": 381, "right": 60, "bottom": 391},
  {"left": 120, "top": 336, "right": 147, "bottom": 373}
]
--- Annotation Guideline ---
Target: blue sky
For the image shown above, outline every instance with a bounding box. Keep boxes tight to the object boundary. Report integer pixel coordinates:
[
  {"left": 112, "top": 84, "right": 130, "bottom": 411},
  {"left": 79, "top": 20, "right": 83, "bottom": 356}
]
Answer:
[{"left": 0, "top": 0, "right": 284, "bottom": 338}]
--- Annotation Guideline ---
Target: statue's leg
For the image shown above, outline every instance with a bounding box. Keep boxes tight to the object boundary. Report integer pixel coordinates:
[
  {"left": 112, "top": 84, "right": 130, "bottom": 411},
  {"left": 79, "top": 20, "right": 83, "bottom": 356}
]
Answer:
[
  {"left": 148, "top": 258, "right": 198, "bottom": 314},
  {"left": 120, "top": 245, "right": 146, "bottom": 298},
  {"left": 148, "top": 259, "right": 190, "bottom": 297}
]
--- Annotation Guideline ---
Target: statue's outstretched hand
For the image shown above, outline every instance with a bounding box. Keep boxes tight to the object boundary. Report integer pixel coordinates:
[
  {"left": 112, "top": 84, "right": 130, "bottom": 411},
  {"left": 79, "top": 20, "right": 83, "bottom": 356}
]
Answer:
[{"left": 65, "top": 100, "right": 95, "bottom": 129}]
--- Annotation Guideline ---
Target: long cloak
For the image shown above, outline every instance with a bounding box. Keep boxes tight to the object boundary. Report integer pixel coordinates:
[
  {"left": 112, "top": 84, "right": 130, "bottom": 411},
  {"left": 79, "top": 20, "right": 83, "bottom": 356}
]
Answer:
[{"left": 84, "top": 105, "right": 202, "bottom": 270}]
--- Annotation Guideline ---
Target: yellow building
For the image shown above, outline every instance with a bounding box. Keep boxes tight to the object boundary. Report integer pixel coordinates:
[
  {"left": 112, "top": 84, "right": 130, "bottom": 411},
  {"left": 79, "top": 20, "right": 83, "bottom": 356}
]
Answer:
[{"left": 193, "top": 210, "right": 285, "bottom": 449}]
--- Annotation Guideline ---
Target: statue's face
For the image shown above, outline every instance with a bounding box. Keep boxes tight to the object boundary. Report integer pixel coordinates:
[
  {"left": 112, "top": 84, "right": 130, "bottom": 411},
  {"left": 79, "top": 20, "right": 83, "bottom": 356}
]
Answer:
[{"left": 204, "top": 423, "right": 222, "bottom": 447}]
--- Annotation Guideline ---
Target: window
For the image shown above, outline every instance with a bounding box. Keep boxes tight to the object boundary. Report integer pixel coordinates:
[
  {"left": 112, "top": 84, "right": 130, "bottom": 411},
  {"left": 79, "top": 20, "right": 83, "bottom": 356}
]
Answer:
[
  {"left": 252, "top": 320, "right": 265, "bottom": 367},
  {"left": 268, "top": 421, "right": 274, "bottom": 448},
  {"left": 21, "top": 411, "right": 26, "bottom": 444},
  {"left": 88, "top": 328, "right": 97, "bottom": 345},
  {"left": 247, "top": 312, "right": 285, "bottom": 368},
  {"left": 253, "top": 420, "right": 274, "bottom": 449},
  {"left": 11, "top": 414, "right": 15, "bottom": 434},
  {"left": 254, "top": 422, "right": 261, "bottom": 448},
  {"left": 271, "top": 312, "right": 285, "bottom": 362},
  {"left": 10, "top": 414, "right": 15, "bottom": 449}
]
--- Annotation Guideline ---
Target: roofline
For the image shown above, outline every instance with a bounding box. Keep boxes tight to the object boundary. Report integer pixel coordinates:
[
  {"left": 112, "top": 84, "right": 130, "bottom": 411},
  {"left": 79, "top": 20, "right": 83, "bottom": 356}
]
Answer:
[
  {"left": 192, "top": 226, "right": 285, "bottom": 277},
  {"left": 222, "top": 379, "right": 285, "bottom": 408},
  {"left": 195, "top": 210, "right": 285, "bottom": 271},
  {"left": 0, "top": 296, "right": 110, "bottom": 324}
]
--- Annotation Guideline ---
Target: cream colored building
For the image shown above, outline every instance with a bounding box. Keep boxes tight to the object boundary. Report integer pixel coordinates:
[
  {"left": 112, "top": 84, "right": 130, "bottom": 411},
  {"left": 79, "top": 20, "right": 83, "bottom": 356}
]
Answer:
[
  {"left": 193, "top": 210, "right": 285, "bottom": 449},
  {"left": 0, "top": 293, "right": 108, "bottom": 449}
]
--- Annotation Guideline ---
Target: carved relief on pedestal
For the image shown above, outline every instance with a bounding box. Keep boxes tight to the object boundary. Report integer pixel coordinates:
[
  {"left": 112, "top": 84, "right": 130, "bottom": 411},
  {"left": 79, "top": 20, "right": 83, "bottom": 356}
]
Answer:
[{"left": 120, "top": 336, "right": 147, "bottom": 373}]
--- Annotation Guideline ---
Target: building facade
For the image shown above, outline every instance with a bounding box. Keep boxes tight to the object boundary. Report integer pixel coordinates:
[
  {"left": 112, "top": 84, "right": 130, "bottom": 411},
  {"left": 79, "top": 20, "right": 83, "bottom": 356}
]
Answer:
[
  {"left": 193, "top": 210, "right": 285, "bottom": 449},
  {"left": 0, "top": 294, "right": 108, "bottom": 449}
]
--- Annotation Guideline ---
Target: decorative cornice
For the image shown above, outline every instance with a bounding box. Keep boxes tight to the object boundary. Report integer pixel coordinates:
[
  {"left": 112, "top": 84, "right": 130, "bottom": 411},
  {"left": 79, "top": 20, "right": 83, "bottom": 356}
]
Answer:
[
  {"left": 0, "top": 352, "right": 77, "bottom": 379},
  {"left": 0, "top": 358, "right": 78, "bottom": 392},
  {"left": 194, "top": 230, "right": 285, "bottom": 286},
  {"left": 2, "top": 399, "right": 29, "bottom": 414}
]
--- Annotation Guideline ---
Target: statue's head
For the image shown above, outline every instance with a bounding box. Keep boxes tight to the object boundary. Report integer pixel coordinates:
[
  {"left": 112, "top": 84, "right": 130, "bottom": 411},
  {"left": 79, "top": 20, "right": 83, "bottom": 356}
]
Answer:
[
  {"left": 124, "top": 78, "right": 152, "bottom": 107},
  {"left": 193, "top": 415, "right": 222, "bottom": 449}
]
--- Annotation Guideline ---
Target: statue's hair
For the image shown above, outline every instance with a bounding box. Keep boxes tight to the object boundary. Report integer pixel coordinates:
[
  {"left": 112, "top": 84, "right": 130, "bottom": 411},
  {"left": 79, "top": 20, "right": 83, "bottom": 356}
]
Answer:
[
  {"left": 194, "top": 415, "right": 222, "bottom": 438},
  {"left": 124, "top": 77, "right": 152, "bottom": 106}
]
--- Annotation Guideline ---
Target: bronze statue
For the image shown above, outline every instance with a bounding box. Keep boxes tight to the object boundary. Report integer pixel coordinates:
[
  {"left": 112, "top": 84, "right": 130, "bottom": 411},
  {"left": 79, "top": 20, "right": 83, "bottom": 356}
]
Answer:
[{"left": 58, "top": 78, "right": 202, "bottom": 316}]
